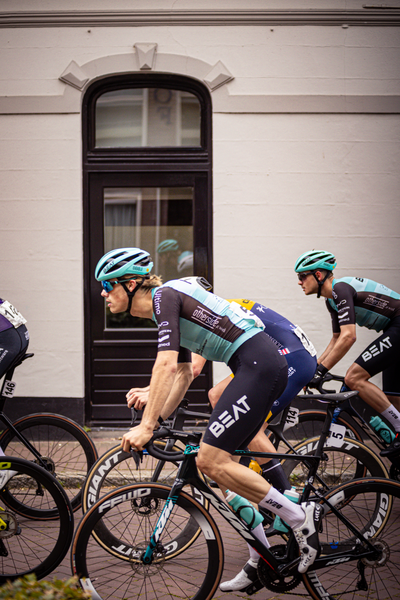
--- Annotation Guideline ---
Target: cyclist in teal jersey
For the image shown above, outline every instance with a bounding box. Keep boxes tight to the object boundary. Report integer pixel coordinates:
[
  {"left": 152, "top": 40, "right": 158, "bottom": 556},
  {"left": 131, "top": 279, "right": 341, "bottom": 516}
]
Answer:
[
  {"left": 295, "top": 250, "right": 400, "bottom": 458},
  {"left": 95, "top": 247, "right": 322, "bottom": 575}
]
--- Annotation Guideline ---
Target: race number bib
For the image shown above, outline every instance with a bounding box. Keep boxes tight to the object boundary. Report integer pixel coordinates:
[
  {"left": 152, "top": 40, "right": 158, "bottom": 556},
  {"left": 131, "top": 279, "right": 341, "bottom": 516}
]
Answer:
[
  {"left": 325, "top": 423, "right": 346, "bottom": 448},
  {"left": 283, "top": 407, "right": 299, "bottom": 432},
  {"left": 0, "top": 301, "right": 26, "bottom": 328},
  {"left": 292, "top": 325, "right": 317, "bottom": 357}
]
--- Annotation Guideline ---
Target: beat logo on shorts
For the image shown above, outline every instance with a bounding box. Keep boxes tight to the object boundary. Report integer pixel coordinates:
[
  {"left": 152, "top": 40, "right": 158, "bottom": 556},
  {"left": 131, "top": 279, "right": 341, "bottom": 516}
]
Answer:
[
  {"left": 361, "top": 336, "right": 392, "bottom": 362},
  {"left": 209, "top": 396, "right": 251, "bottom": 438}
]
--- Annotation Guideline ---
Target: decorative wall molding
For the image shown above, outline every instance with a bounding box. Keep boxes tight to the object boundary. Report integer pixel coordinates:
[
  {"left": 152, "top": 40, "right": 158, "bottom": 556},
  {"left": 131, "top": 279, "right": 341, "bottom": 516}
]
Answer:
[
  {"left": 0, "top": 49, "right": 399, "bottom": 115},
  {"left": 1, "top": 9, "right": 400, "bottom": 28},
  {"left": 134, "top": 43, "right": 157, "bottom": 71}
]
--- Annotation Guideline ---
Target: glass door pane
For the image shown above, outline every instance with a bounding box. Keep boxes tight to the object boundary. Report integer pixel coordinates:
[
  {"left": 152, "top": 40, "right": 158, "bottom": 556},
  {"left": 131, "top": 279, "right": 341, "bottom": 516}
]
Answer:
[{"left": 104, "top": 186, "right": 194, "bottom": 329}]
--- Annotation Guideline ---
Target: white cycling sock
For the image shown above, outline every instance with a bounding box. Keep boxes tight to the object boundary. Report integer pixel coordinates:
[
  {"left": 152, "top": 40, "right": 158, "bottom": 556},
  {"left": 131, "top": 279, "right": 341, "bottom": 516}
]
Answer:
[
  {"left": 381, "top": 405, "right": 400, "bottom": 432},
  {"left": 259, "top": 487, "right": 304, "bottom": 529},
  {"left": 247, "top": 522, "right": 270, "bottom": 561}
]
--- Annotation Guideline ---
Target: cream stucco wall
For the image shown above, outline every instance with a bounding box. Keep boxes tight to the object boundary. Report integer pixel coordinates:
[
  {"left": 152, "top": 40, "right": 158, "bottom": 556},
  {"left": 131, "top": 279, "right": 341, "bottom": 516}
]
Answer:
[{"left": 1, "top": 2, "right": 399, "bottom": 399}]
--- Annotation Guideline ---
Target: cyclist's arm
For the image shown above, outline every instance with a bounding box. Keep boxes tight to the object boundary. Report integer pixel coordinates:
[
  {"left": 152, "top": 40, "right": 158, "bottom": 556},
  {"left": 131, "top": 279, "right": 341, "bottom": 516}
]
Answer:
[
  {"left": 122, "top": 350, "right": 183, "bottom": 451},
  {"left": 160, "top": 361, "right": 194, "bottom": 420},
  {"left": 318, "top": 324, "right": 356, "bottom": 371},
  {"left": 318, "top": 333, "right": 339, "bottom": 365}
]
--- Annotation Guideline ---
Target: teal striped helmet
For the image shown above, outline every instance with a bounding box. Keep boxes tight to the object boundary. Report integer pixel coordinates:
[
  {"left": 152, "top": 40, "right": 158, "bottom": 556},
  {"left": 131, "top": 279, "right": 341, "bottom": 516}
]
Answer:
[
  {"left": 157, "top": 239, "right": 179, "bottom": 253},
  {"left": 294, "top": 250, "right": 336, "bottom": 273},
  {"left": 95, "top": 248, "right": 153, "bottom": 281}
]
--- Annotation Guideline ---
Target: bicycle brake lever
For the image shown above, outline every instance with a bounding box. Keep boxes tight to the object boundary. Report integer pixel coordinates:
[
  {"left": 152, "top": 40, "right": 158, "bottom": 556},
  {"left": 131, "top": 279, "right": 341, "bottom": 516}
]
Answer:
[
  {"left": 130, "top": 448, "right": 143, "bottom": 469},
  {"left": 130, "top": 407, "right": 138, "bottom": 426}
]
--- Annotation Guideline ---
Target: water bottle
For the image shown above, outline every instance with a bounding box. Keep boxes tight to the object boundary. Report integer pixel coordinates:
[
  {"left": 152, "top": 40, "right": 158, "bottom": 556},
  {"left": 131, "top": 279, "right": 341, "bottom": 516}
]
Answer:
[
  {"left": 369, "top": 416, "right": 395, "bottom": 443},
  {"left": 225, "top": 490, "right": 264, "bottom": 529},
  {"left": 273, "top": 487, "right": 300, "bottom": 533}
]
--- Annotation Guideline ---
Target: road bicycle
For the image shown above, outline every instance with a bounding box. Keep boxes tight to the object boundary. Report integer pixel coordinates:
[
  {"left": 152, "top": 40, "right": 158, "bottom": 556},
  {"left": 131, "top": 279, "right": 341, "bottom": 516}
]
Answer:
[
  {"left": 71, "top": 389, "right": 400, "bottom": 600},
  {"left": 82, "top": 395, "right": 388, "bottom": 516},
  {"left": 0, "top": 455, "right": 74, "bottom": 583},
  {"left": 0, "top": 351, "right": 98, "bottom": 514},
  {"left": 271, "top": 373, "right": 400, "bottom": 481}
]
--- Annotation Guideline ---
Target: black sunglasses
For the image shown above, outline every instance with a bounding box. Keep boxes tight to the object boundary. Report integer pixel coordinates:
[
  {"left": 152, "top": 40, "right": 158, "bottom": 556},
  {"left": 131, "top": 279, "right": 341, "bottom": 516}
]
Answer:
[{"left": 297, "top": 272, "right": 314, "bottom": 282}]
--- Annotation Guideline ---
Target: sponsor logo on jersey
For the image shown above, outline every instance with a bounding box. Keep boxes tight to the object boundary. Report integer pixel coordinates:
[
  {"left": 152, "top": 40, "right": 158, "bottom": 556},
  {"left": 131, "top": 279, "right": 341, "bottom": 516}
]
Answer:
[
  {"left": 209, "top": 396, "right": 251, "bottom": 438},
  {"left": 288, "top": 366, "right": 296, "bottom": 377},
  {"left": 364, "top": 295, "right": 389, "bottom": 310},
  {"left": 192, "top": 306, "right": 222, "bottom": 330}
]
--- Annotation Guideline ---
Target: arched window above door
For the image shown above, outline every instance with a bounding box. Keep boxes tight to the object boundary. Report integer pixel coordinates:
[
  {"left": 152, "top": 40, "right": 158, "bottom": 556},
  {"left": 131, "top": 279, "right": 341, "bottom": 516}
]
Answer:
[
  {"left": 96, "top": 88, "right": 201, "bottom": 148},
  {"left": 85, "top": 73, "right": 211, "bottom": 155}
]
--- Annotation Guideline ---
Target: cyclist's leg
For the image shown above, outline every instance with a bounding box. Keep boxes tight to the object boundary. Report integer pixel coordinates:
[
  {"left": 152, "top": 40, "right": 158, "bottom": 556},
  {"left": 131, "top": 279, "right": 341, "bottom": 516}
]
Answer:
[
  {"left": 346, "top": 321, "right": 400, "bottom": 454},
  {"left": 382, "top": 362, "right": 400, "bottom": 410},
  {"left": 198, "top": 335, "right": 320, "bottom": 574},
  {"left": 0, "top": 325, "right": 29, "bottom": 483},
  {"left": 0, "top": 325, "right": 29, "bottom": 381},
  {"left": 197, "top": 334, "right": 288, "bottom": 501}
]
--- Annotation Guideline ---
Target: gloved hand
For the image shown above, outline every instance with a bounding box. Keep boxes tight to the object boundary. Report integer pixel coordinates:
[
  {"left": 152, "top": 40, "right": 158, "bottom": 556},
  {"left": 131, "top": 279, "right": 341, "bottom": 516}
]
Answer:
[{"left": 307, "top": 364, "right": 329, "bottom": 389}]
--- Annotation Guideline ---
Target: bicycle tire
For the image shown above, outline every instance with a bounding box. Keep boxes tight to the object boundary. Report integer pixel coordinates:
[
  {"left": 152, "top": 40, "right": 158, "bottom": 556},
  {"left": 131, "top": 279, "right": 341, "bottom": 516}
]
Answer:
[
  {"left": 82, "top": 441, "right": 209, "bottom": 556},
  {"left": 0, "top": 413, "right": 98, "bottom": 514},
  {"left": 0, "top": 456, "right": 74, "bottom": 582},
  {"left": 282, "top": 436, "right": 388, "bottom": 493},
  {"left": 303, "top": 478, "right": 400, "bottom": 600},
  {"left": 72, "top": 483, "right": 224, "bottom": 600}
]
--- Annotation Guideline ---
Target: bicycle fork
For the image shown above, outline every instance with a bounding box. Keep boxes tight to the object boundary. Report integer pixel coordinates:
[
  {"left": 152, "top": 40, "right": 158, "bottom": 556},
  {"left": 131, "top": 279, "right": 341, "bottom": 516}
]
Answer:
[{"left": 141, "top": 463, "right": 188, "bottom": 564}]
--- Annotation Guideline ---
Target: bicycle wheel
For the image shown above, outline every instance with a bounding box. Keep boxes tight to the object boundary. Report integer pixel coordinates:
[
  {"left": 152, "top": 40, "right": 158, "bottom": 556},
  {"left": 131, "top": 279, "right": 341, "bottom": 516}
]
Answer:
[
  {"left": 0, "top": 456, "right": 74, "bottom": 582},
  {"left": 282, "top": 436, "right": 388, "bottom": 493},
  {"left": 0, "top": 413, "right": 98, "bottom": 513},
  {"left": 303, "top": 478, "right": 400, "bottom": 600},
  {"left": 72, "top": 483, "right": 224, "bottom": 600},
  {"left": 270, "top": 409, "right": 362, "bottom": 453},
  {"left": 82, "top": 441, "right": 209, "bottom": 556}
]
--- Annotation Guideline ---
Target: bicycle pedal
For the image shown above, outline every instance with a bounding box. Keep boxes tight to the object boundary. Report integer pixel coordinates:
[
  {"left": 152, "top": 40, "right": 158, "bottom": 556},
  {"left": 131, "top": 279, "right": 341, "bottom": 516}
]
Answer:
[{"left": 243, "top": 579, "right": 264, "bottom": 595}]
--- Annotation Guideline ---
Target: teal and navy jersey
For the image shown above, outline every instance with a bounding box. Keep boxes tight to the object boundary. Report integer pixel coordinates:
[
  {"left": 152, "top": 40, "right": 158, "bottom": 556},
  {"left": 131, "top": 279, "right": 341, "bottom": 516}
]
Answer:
[
  {"left": 151, "top": 279, "right": 265, "bottom": 364},
  {"left": 326, "top": 277, "right": 400, "bottom": 333}
]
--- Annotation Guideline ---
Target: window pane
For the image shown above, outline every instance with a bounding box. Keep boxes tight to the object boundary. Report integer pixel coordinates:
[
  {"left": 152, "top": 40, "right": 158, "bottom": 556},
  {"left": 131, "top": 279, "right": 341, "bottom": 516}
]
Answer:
[
  {"left": 104, "top": 187, "right": 193, "bottom": 329},
  {"left": 96, "top": 88, "right": 201, "bottom": 148}
]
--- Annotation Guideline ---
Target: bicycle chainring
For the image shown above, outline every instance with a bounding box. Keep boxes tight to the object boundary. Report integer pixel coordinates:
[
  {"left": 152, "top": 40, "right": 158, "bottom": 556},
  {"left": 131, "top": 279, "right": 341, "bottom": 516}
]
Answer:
[
  {"left": 34, "top": 456, "right": 56, "bottom": 474},
  {"left": 389, "top": 462, "right": 400, "bottom": 482},
  {"left": 258, "top": 545, "right": 301, "bottom": 592}
]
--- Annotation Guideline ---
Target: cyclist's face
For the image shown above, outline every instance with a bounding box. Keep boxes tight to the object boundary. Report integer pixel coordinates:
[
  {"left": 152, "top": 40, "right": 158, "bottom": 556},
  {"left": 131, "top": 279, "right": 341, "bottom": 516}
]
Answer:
[
  {"left": 297, "top": 271, "right": 318, "bottom": 295},
  {"left": 101, "top": 280, "right": 133, "bottom": 313}
]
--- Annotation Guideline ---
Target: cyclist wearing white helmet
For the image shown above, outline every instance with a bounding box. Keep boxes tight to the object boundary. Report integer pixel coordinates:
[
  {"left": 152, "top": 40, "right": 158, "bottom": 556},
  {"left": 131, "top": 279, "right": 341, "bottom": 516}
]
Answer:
[
  {"left": 95, "top": 247, "right": 322, "bottom": 576},
  {"left": 295, "top": 250, "right": 400, "bottom": 457}
]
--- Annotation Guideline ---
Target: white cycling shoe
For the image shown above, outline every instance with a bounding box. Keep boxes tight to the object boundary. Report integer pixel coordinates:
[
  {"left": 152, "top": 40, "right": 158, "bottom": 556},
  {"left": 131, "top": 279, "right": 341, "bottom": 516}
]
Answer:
[
  {"left": 219, "top": 558, "right": 259, "bottom": 592},
  {"left": 293, "top": 501, "right": 322, "bottom": 573},
  {"left": 0, "top": 469, "right": 17, "bottom": 489}
]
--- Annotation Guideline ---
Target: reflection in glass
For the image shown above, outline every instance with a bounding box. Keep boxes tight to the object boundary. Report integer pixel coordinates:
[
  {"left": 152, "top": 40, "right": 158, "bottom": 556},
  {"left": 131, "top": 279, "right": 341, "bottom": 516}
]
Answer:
[
  {"left": 96, "top": 88, "right": 201, "bottom": 148},
  {"left": 103, "top": 187, "right": 193, "bottom": 329}
]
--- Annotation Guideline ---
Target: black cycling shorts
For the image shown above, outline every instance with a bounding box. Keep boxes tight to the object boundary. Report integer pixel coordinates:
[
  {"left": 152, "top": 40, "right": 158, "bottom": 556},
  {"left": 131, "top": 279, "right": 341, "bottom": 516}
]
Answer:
[
  {"left": 202, "top": 332, "right": 288, "bottom": 454},
  {"left": 0, "top": 325, "right": 29, "bottom": 380},
  {"left": 355, "top": 317, "right": 400, "bottom": 391}
]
